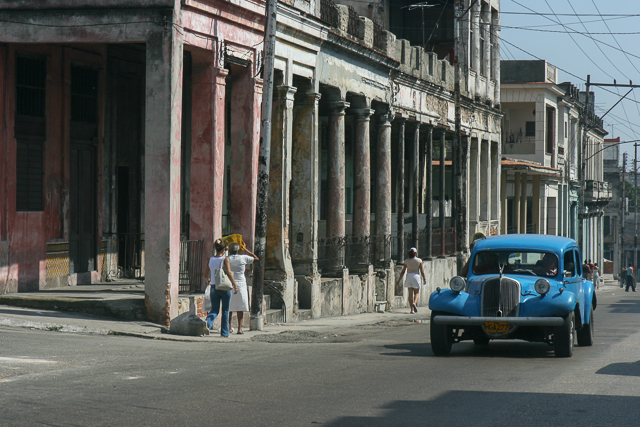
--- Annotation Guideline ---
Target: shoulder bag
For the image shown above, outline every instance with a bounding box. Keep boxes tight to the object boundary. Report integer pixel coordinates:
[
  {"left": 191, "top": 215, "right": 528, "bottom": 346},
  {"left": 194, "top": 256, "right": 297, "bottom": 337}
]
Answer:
[{"left": 215, "top": 257, "right": 234, "bottom": 291}]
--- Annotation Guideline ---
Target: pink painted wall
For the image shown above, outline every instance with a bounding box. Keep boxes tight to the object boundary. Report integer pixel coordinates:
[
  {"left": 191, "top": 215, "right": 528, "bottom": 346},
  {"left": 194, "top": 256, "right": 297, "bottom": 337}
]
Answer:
[
  {"left": 183, "top": 3, "right": 264, "bottom": 252},
  {"left": 0, "top": 44, "right": 107, "bottom": 293}
]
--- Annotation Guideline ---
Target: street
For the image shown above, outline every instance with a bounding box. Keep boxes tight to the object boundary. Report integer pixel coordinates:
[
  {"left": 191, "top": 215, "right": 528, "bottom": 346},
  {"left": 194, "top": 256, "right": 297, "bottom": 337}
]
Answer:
[{"left": 2, "top": 286, "right": 640, "bottom": 426}]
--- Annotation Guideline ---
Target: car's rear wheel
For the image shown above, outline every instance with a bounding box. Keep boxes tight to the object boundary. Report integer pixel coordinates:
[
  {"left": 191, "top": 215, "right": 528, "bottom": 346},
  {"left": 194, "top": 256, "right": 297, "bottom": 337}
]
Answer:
[
  {"left": 577, "top": 306, "right": 594, "bottom": 347},
  {"left": 430, "top": 312, "right": 452, "bottom": 356},
  {"left": 554, "top": 312, "right": 574, "bottom": 358}
]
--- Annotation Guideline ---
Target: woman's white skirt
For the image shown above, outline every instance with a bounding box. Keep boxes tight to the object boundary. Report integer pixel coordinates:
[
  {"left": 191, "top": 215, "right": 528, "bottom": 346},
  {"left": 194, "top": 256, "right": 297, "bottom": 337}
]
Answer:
[
  {"left": 404, "top": 273, "right": 422, "bottom": 289},
  {"left": 229, "top": 280, "right": 250, "bottom": 312}
]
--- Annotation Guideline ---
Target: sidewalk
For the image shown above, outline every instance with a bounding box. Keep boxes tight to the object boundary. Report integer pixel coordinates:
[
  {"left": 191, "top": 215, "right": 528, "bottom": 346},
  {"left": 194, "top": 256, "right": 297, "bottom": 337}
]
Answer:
[
  {"left": 1, "top": 275, "right": 616, "bottom": 342},
  {"left": 0, "top": 303, "right": 426, "bottom": 342}
]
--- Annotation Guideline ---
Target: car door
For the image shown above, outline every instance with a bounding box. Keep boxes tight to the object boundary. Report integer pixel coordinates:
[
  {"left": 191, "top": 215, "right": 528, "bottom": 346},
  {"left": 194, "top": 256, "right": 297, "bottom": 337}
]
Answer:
[{"left": 563, "top": 248, "right": 585, "bottom": 321}]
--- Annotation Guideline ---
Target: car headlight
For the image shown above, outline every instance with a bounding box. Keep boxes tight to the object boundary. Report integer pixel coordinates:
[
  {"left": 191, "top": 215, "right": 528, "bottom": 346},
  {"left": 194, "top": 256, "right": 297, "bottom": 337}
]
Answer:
[
  {"left": 534, "top": 279, "right": 551, "bottom": 296},
  {"left": 450, "top": 276, "right": 466, "bottom": 293}
]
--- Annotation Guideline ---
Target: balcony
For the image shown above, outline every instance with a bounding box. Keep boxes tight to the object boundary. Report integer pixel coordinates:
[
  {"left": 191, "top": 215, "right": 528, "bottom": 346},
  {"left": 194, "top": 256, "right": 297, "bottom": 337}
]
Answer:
[{"left": 584, "top": 180, "right": 613, "bottom": 205}]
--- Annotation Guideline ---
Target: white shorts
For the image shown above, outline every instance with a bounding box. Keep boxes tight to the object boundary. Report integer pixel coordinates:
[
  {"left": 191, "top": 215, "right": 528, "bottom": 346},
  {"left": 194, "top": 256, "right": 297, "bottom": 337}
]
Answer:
[{"left": 404, "top": 273, "right": 422, "bottom": 289}]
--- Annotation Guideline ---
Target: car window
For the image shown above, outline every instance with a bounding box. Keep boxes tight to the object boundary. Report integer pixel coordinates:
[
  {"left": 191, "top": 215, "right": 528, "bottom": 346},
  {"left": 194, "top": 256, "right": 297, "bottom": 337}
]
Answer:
[
  {"left": 575, "top": 250, "right": 582, "bottom": 276},
  {"left": 563, "top": 250, "right": 576, "bottom": 277},
  {"left": 472, "top": 250, "right": 558, "bottom": 277}
]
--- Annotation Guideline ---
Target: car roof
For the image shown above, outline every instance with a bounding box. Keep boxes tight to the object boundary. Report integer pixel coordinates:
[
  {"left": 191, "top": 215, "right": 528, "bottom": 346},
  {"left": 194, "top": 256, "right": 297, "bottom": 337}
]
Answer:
[{"left": 472, "top": 234, "right": 578, "bottom": 254}]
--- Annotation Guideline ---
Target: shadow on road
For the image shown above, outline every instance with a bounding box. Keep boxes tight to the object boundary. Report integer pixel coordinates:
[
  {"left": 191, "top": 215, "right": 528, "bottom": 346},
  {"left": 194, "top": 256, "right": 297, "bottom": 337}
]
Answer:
[
  {"left": 597, "top": 360, "right": 640, "bottom": 377},
  {"left": 324, "top": 391, "right": 640, "bottom": 426}
]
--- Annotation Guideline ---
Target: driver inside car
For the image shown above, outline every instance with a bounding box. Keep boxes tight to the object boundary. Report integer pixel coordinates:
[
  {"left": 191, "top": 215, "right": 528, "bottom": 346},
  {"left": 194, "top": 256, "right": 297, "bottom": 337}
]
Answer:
[{"left": 534, "top": 253, "right": 558, "bottom": 277}]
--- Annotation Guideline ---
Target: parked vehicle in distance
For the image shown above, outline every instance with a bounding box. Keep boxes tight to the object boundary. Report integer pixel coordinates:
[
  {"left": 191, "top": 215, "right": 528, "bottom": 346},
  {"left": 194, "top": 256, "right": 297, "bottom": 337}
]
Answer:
[{"left": 428, "top": 234, "right": 596, "bottom": 357}]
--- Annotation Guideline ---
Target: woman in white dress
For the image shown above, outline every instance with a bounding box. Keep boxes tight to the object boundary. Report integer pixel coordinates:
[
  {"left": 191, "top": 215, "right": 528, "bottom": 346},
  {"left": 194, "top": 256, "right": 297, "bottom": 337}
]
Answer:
[
  {"left": 395, "top": 247, "right": 426, "bottom": 314},
  {"left": 227, "top": 243, "right": 258, "bottom": 334}
]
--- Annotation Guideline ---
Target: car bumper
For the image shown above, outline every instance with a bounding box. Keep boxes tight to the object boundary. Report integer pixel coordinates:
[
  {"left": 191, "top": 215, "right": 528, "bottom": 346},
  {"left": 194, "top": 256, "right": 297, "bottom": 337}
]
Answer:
[{"left": 432, "top": 315, "right": 565, "bottom": 327}]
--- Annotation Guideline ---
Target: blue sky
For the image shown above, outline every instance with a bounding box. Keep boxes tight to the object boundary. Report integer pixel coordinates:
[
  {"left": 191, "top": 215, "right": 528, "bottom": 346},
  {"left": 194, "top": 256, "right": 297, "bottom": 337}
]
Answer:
[{"left": 500, "top": 0, "right": 640, "bottom": 162}]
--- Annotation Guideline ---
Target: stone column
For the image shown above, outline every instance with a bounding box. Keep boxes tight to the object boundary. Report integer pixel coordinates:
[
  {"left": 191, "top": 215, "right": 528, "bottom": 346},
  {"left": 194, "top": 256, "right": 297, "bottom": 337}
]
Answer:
[
  {"left": 412, "top": 123, "right": 420, "bottom": 250},
  {"left": 470, "top": 138, "right": 480, "bottom": 227},
  {"left": 439, "top": 130, "right": 446, "bottom": 256},
  {"left": 514, "top": 172, "right": 521, "bottom": 234},
  {"left": 520, "top": 173, "right": 528, "bottom": 233},
  {"left": 397, "top": 118, "right": 406, "bottom": 262},
  {"left": 426, "top": 126, "right": 433, "bottom": 259},
  {"left": 189, "top": 59, "right": 222, "bottom": 283},
  {"left": 229, "top": 72, "right": 262, "bottom": 250},
  {"left": 266, "top": 85, "right": 297, "bottom": 273},
  {"left": 211, "top": 61, "right": 229, "bottom": 240},
  {"left": 326, "top": 100, "right": 350, "bottom": 270},
  {"left": 352, "top": 107, "right": 375, "bottom": 268},
  {"left": 376, "top": 111, "right": 392, "bottom": 264},
  {"left": 144, "top": 22, "right": 183, "bottom": 325},
  {"left": 480, "top": 140, "right": 490, "bottom": 221},
  {"left": 532, "top": 175, "right": 541, "bottom": 233},
  {"left": 291, "top": 92, "right": 321, "bottom": 275},
  {"left": 500, "top": 169, "right": 507, "bottom": 234}
]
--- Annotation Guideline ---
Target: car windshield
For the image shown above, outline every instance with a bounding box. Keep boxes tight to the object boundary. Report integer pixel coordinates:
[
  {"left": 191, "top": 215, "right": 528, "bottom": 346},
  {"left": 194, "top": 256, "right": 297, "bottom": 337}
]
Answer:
[{"left": 471, "top": 250, "right": 559, "bottom": 277}]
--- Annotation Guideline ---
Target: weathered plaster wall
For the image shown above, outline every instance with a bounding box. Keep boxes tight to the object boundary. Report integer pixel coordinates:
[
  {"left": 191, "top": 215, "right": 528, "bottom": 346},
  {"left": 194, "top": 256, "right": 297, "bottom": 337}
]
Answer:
[{"left": 317, "top": 45, "right": 388, "bottom": 102}]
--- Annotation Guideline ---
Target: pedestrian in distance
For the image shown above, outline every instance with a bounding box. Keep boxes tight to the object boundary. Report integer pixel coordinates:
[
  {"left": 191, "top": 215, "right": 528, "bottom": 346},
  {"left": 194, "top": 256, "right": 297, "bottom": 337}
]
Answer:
[
  {"left": 396, "top": 247, "right": 427, "bottom": 314},
  {"left": 592, "top": 262, "right": 600, "bottom": 290},
  {"left": 626, "top": 263, "right": 636, "bottom": 292},
  {"left": 227, "top": 243, "right": 258, "bottom": 335},
  {"left": 583, "top": 260, "right": 592, "bottom": 282},
  {"left": 203, "top": 238, "right": 238, "bottom": 336}
]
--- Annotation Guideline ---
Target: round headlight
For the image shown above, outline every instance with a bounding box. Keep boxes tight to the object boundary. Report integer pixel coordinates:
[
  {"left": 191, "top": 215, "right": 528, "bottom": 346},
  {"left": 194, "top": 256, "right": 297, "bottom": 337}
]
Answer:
[
  {"left": 534, "top": 278, "right": 551, "bottom": 296},
  {"left": 450, "top": 276, "right": 466, "bottom": 293}
]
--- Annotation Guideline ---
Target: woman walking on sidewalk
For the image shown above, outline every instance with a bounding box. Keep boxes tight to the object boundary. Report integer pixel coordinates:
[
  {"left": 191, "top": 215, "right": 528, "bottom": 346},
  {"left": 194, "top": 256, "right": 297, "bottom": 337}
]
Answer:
[
  {"left": 227, "top": 243, "right": 258, "bottom": 335},
  {"left": 396, "top": 248, "right": 427, "bottom": 314},
  {"left": 203, "top": 238, "right": 238, "bottom": 337}
]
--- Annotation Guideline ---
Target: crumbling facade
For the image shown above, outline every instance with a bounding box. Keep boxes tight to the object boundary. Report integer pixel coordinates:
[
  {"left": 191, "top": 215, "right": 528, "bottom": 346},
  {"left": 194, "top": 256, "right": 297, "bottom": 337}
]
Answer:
[{"left": 0, "top": 0, "right": 502, "bottom": 324}]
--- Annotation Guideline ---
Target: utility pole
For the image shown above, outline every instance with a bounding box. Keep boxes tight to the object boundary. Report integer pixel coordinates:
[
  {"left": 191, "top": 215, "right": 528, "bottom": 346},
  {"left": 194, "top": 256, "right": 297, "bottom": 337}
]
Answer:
[
  {"left": 635, "top": 144, "right": 638, "bottom": 282},
  {"left": 579, "top": 75, "right": 590, "bottom": 259},
  {"left": 453, "top": 0, "right": 467, "bottom": 273},
  {"left": 620, "top": 152, "right": 626, "bottom": 284},
  {"left": 579, "top": 77, "right": 640, "bottom": 268},
  {"left": 251, "top": 0, "right": 278, "bottom": 331}
]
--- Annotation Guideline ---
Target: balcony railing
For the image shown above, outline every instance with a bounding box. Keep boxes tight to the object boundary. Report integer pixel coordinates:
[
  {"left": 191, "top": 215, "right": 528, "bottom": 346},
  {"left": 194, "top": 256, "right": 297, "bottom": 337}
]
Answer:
[{"left": 584, "top": 180, "right": 613, "bottom": 204}]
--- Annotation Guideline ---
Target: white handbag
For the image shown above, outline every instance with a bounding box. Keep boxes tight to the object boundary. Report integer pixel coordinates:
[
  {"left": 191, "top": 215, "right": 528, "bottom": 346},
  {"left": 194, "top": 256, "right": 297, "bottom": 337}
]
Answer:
[{"left": 214, "top": 257, "right": 234, "bottom": 291}]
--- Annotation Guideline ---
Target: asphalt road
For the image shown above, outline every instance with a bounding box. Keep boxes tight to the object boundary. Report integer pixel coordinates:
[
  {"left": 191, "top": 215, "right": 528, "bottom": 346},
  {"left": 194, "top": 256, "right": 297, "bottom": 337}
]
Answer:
[{"left": 2, "top": 286, "right": 640, "bottom": 427}]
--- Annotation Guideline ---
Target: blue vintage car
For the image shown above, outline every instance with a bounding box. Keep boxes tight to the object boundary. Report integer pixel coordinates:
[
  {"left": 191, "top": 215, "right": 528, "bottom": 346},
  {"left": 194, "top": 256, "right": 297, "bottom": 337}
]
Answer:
[{"left": 428, "top": 234, "right": 596, "bottom": 357}]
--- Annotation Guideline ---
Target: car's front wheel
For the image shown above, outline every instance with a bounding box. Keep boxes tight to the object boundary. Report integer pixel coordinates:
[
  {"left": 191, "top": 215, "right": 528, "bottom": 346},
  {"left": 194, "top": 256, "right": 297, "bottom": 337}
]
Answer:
[
  {"left": 577, "top": 305, "right": 594, "bottom": 346},
  {"left": 430, "top": 312, "right": 453, "bottom": 356},
  {"left": 554, "top": 312, "right": 575, "bottom": 358}
]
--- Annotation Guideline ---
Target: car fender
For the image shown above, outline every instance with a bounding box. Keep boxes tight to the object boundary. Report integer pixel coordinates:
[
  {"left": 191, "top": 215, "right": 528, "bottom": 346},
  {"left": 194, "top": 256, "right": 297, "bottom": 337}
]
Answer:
[
  {"left": 519, "top": 291, "right": 576, "bottom": 318},
  {"left": 429, "top": 290, "right": 480, "bottom": 316},
  {"left": 581, "top": 283, "right": 596, "bottom": 324}
]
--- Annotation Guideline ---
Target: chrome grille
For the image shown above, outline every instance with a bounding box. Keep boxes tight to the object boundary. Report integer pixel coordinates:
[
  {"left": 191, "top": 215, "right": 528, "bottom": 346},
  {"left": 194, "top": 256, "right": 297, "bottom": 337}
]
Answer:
[{"left": 481, "top": 277, "right": 521, "bottom": 317}]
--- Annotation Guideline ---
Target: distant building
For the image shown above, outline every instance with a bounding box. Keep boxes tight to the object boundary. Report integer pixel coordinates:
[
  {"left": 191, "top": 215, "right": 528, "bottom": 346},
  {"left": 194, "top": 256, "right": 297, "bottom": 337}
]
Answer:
[{"left": 500, "top": 60, "right": 610, "bottom": 265}]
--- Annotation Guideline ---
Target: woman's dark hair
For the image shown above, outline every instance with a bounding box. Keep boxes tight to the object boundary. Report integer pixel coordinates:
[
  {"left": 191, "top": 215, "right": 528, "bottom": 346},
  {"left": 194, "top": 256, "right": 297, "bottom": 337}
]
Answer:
[
  {"left": 408, "top": 248, "right": 417, "bottom": 258},
  {"left": 229, "top": 243, "right": 240, "bottom": 255},
  {"left": 214, "top": 238, "right": 227, "bottom": 253}
]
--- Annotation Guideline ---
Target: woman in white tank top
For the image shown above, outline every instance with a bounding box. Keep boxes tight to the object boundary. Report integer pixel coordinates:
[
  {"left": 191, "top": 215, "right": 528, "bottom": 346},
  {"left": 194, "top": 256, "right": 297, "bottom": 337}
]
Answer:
[{"left": 396, "top": 247, "right": 426, "bottom": 314}]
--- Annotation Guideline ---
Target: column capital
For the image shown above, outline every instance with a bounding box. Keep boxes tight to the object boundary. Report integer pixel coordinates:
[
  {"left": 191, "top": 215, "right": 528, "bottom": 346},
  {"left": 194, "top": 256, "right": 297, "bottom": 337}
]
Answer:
[
  {"left": 328, "top": 100, "right": 350, "bottom": 115},
  {"left": 274, "top": 85, "right": 297, "bottom": 100},
  {"left": 352, "top": 108, "right": 375, "bottom": 121},
  {"left": 296, "top": 91, "right": 321, "bottom": 106},
  {"left": 377, "top": 110, "right": 393, "bottom": 127},
  {"left": 213, "top": 67, "right": 229, "bottom": 83}
]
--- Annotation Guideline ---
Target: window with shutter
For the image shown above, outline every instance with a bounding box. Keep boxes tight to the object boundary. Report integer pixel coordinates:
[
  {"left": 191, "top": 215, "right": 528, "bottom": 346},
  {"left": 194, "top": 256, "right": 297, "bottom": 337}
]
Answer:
[{"left": 15, "top": 55, "right": 46, "bottom": 212}]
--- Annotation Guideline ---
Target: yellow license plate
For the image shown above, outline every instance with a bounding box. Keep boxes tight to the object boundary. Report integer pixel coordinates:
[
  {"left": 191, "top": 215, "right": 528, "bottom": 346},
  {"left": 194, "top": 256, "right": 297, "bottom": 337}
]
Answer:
[{"left": 484, "top": 321, "right": 510, "bottom": 334}]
